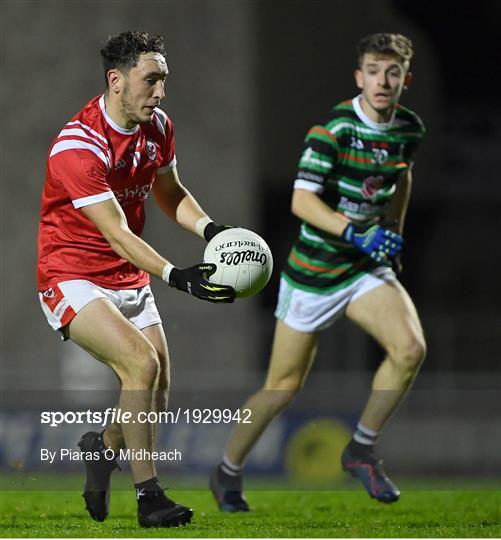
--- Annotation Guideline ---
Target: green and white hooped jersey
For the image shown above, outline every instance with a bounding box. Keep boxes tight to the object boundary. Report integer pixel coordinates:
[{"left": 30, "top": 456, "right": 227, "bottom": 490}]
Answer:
[{"left": 283, "top": 95, "right": 425, "bottom": 294}]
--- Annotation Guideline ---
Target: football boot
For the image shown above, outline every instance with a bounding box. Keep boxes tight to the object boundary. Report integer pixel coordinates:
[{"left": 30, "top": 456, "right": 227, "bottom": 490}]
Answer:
[
  {"left": 209, "top": 464, "right": 249, "bottom": 512},
  {"left": 137, "top": 488, "right": 193, "bottom": 528},
  {"left": 77, "top": 431, "right": 120, "bottom": 521},
  {"left": 341, "top": 443, "right": 400, "bottom": 503}
]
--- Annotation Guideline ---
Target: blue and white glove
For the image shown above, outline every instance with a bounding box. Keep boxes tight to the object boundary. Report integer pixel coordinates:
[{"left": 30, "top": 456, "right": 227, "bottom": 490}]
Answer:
[{"left": 342, "top": 223, "right": 403, "bottom": 264}]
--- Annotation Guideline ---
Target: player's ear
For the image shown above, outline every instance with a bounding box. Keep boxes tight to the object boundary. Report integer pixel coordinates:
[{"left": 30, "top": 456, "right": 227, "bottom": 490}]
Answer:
[
  {"left": 403, "top": 71, "right": 413, "bottom": 90},
  {"left": 354, "top": 68, "right": 363, "bottom": 90},
  {"left": 107, "top": 69, "right": 122, "bottom": 94}
]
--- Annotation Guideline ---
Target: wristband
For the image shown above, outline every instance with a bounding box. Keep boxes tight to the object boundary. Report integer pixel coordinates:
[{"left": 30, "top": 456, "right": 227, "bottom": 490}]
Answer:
[
  {"left": 161, "top": 262, "right": 176, "bottom": 283},
  {"left": 195, "top": 216, "right": 213, "bottom": 239},
  {"left": 342, "top": 223, "right": 355, "bottom": 242}
]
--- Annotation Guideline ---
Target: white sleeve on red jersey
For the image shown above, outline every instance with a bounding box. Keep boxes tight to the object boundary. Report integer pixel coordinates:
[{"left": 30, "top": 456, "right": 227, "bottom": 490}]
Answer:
[
  {"left": 48, "top": 121, "right": 114, "bottom": 209},
  {"left": 153, "top": 108, "right": 177, "bottom": 173}
]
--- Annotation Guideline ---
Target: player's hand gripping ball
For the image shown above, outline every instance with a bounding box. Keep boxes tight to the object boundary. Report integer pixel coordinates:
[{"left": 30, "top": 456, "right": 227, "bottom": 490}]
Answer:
[{"left": 203, "top": 228, "right": 273, "bottom": 298}]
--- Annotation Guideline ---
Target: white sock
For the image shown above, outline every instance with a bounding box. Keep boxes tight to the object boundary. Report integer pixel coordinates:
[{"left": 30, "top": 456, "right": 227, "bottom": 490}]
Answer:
[
  {"left": 221, "top": 453, "right": 242, "bottom": 476},
  {"left": 353, "top": 422, "right": 379, "bottom": 446}
]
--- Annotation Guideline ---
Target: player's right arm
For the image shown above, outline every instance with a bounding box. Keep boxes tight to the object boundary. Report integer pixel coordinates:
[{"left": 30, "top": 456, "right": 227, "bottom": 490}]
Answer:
[
  {"left": 292, "top": 122, "right": 402, "bottom": 263},
  {"left": 291, "top": 189, "right": 350, "bottom": 236},
  {"left": 81, "top": 199, "right": 235, "bottom": 303},
  {"left": 81, "top": 198, "right": 168, "bottom": 279},
  {"left": 291, "top": 189, "right": 401, "bottom": 263}
]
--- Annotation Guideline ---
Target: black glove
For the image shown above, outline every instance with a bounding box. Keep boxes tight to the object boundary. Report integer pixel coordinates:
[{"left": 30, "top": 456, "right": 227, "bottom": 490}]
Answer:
[
  {"left": 203, "top": 222, "right": 236, "bottom": 242},
  {"left": 169, "top": 263, "right": 236, "bottom": 303}
]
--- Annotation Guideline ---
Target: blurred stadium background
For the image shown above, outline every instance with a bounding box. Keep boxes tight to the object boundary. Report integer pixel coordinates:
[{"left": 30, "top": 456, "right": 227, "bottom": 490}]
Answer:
[{"left": 1, "top": 0, "right": 500, "bottom": 488}]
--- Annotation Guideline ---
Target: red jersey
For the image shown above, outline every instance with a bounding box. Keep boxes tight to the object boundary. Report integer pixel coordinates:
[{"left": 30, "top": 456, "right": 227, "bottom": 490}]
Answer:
[{"left": 37, "top": 95, "right": 176, "bottom": 291}]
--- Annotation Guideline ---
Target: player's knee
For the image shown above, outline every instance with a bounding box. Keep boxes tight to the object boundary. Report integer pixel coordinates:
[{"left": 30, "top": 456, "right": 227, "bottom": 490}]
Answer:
[
  {"left": 137, "top": 353, "right": 161, "bottom": 387},
  {"left": 394, "top": 334, "right": 426, "bottom": 372},
  {"left": 120, "top": 343, "right": 161, "bottom": 388}
]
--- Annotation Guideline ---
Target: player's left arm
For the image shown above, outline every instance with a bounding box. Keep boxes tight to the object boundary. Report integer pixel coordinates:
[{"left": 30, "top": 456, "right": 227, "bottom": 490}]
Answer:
[
  {"left": 384, "top": 167, "right": 413, "bottom": 235},
  {"left": 153, "top": 166, "right": 231, "bottom": 241}
]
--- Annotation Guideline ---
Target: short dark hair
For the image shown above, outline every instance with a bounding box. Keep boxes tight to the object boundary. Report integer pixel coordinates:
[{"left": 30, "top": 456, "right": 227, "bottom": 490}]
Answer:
[
  {"left": 100, "top": 31, "right": 165, "bottom": 86},
  {"left": 356, "top": 33, "right": 413, "bottom": 68}
]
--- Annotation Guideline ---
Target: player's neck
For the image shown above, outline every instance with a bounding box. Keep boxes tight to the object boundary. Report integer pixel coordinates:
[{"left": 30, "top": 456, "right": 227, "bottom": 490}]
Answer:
[
  {"left": 359, "top": 96, "right": 395, "bottom": 124},
  {"left": 104, "top": 92, "right": 138, "bottom": 130}
]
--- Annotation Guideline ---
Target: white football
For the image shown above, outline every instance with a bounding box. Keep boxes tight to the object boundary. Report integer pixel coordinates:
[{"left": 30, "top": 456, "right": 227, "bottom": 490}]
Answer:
[{"left": 203, "top": 228, "right": 273, "bottom": 298}]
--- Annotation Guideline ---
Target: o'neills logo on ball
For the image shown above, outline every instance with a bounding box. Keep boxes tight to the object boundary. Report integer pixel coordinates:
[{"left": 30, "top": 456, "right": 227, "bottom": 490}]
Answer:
[{"left": 220, "top": 250, "right": 268, "bottom": 266}]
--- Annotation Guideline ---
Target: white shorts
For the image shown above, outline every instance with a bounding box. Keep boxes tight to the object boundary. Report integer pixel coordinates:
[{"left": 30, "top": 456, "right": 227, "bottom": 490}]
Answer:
[
  {"left": 39, "top": 279, "right": 162, "bottom": 336},
  {"left": 275, "top": 267, "right": 396, "bottom": 333}
]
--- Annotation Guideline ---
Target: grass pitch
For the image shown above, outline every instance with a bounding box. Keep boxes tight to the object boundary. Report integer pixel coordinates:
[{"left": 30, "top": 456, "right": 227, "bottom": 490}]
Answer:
[{"left": 1, "top": 484, "right": 499, "bottom": 538}]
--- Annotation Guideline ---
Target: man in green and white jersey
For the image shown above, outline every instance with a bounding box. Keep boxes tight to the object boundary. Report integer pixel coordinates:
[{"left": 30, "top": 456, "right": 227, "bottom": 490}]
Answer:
[{"left": 211, "top": 33, "right": 426, "bottom": 509}]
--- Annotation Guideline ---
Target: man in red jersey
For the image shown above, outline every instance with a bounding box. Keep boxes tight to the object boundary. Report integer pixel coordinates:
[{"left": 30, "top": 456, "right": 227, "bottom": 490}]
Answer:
[{"left": 37, "top": 31, "right": 235, "bottom": 528}]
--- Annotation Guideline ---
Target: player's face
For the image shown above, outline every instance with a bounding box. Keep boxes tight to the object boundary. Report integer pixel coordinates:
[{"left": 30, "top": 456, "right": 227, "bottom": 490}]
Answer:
[
  {"left": 120, "top": 52, "right": 168, "bottom": 126},
  {"left": 355, "top": 53, "right": 410, "bottom": 120}
]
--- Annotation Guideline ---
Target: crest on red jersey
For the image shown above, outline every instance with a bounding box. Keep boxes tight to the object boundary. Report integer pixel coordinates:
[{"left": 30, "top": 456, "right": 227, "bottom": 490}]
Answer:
[{"left": 146, "top": 139, "right": 157, "bottom": 161}]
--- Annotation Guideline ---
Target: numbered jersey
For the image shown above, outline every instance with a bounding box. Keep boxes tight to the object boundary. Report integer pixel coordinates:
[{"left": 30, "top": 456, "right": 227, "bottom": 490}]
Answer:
[
  {"left": 283, "top": 95, "right": 425, "bottom": 294},
  {"left": 37, "top": 95, "right": 176, "bottom": 291}
]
